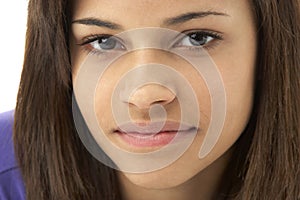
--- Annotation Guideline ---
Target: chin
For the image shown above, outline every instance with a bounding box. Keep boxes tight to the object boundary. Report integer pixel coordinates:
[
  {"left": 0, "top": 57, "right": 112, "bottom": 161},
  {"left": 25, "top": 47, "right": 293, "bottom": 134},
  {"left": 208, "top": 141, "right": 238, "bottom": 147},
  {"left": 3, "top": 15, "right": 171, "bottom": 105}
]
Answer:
[
  {"left": 120, "top": 169, "right": 196, "bottom": 189},
  {"left": 117, "top": 151, "right": 211, "bottom": 190}
]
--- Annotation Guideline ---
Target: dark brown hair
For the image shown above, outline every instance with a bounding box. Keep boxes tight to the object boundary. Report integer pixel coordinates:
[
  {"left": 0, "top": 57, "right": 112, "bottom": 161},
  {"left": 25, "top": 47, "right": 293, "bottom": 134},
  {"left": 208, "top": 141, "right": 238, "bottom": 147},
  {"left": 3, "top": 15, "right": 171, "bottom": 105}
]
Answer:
[{"left": 14, "top": 0, "right": 300, "bottom": 199}]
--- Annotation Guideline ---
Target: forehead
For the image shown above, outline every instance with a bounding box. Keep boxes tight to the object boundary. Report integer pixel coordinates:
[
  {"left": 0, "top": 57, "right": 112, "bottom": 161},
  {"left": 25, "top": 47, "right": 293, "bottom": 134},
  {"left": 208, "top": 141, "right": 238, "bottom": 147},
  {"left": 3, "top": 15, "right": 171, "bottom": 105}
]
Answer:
[{"left": 71, "top": 0, "right": 249, "bottom": 24}]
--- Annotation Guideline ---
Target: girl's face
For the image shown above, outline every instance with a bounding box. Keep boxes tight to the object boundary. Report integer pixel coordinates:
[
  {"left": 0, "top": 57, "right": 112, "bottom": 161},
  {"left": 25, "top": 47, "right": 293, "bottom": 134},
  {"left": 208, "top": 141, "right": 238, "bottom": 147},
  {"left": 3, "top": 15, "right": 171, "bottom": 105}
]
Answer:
[{"left": 71, "top": 0, "right": 256, "bottom": 189}]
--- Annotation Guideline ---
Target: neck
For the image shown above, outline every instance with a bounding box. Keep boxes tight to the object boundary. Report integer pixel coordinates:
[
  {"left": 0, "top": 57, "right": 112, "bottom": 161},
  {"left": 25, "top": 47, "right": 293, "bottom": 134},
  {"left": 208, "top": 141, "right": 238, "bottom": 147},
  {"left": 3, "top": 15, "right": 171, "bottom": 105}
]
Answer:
[{"left": 118, "top": 149, "right": 233, "bottom": 200}]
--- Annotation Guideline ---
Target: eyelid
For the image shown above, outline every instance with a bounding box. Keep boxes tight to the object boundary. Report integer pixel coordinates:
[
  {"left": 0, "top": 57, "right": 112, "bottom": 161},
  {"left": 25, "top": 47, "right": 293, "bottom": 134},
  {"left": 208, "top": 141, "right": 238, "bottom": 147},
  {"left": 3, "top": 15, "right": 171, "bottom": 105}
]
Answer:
[
  {"left": 78, "top": 34, "right": 125, "bottom": 47},
  {"left": 171, "top": 29, "right": 224, "bottom": 48},
  {"left": 181, "top": 29, "right": 223, "bottom": 39}
]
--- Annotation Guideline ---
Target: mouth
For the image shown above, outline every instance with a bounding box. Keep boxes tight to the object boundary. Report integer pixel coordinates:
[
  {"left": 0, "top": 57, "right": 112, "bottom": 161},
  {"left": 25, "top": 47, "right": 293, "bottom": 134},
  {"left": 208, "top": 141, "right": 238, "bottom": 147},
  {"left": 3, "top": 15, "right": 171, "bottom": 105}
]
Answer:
[{"left": 114, "top": 121, "right": 197, "bottom": 148}]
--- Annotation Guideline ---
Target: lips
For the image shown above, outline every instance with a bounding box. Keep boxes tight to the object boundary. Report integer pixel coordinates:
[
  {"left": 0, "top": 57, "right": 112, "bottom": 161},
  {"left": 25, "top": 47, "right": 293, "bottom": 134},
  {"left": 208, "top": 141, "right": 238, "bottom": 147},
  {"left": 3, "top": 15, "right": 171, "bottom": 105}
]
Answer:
[{"left": 114, "top": 121, "right": 197, "bottom": 147}]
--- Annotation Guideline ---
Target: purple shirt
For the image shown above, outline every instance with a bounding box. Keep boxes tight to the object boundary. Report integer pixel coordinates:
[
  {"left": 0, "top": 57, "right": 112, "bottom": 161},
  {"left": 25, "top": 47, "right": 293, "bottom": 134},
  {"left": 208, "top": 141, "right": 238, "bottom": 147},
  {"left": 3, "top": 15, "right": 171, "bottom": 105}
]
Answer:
[{"left": 0, "top": 110, "right": 26, "bottom": 199}]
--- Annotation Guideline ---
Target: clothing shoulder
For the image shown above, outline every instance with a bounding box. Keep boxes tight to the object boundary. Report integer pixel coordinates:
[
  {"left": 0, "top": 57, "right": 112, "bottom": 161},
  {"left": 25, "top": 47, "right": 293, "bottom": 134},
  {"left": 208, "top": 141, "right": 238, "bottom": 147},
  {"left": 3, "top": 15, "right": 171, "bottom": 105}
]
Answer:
[
  {"left": 0, "top": 110, "right": 26, "bottom": 200},
  {"left": 0, "top": 110, "right": 17, "bottom": 173}
]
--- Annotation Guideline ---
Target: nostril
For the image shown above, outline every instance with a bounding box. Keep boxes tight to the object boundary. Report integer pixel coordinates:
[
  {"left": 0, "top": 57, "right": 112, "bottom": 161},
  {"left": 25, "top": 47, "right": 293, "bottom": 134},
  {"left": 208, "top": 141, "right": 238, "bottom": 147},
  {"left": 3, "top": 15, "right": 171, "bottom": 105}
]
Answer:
[
  {"left": 150, "top": 98, "right": 175, "bottom": 106},
  {"left": 153, "top": 100, "right": 167, "bottom": 104}
]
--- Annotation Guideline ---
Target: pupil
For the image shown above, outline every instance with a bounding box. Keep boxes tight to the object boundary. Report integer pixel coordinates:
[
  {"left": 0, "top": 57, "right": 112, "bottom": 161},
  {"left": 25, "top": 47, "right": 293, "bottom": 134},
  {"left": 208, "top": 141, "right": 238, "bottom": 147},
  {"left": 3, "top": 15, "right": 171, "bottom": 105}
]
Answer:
[
  {"left": 189, "top": 33, "right": 207, "bottom": 46},
  {"left": 99, "top": 37, "right": 117, "bottom": 49}
]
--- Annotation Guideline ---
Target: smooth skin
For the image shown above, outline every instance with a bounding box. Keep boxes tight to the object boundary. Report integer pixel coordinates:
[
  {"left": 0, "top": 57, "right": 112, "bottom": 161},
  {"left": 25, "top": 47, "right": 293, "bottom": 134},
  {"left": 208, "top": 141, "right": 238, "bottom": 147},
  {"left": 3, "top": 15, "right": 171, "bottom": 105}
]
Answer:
[{"left": 71, "top": 0, "right": 256, "bottom": 199}]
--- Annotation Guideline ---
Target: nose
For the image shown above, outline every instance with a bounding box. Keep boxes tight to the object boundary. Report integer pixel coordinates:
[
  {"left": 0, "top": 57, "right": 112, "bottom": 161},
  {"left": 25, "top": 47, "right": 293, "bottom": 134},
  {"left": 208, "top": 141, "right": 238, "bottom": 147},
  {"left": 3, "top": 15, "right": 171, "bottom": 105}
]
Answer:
[{"left": 127, "top": 84, "right": 175, "bottom": 109}]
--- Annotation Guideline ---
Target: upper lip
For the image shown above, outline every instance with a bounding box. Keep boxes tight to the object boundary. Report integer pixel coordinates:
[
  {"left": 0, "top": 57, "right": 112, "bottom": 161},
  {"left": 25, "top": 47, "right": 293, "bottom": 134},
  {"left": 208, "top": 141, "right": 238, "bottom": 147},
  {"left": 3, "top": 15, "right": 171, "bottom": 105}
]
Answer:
[{"left": 115, "top": 121, "right": 197, "bottom": 135}]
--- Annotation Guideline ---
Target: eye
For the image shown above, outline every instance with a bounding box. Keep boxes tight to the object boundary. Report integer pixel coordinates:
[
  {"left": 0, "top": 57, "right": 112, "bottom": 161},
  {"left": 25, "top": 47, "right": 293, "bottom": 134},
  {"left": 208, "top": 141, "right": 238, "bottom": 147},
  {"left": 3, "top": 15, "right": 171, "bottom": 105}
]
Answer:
[
  {"left": 81, "top": 35, "right": 125, "bottom": 52},
  {"left": 174, "top": 31, "right": 222, "bottom": 48}
]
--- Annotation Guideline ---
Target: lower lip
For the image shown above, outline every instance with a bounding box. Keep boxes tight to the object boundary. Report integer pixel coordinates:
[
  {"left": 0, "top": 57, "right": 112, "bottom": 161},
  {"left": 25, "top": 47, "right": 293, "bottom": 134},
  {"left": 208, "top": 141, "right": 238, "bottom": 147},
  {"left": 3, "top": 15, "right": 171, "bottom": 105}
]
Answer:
[{"left": 116, "top": 131, "right": 179, "bottom": 147}]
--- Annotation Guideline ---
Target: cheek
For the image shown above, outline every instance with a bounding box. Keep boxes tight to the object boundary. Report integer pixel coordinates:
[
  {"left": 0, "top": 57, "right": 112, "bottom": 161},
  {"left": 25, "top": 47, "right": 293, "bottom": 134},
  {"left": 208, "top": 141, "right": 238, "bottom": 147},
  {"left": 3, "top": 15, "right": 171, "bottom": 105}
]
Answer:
[
  {"left": 210, "top": 41, "right": 256, "bottom": 152},
  {"left": 225, "top": 69, "right": 255, "bottom": 123},
  {"left": 221, "top": 46, "right": 256, "bottom": 124},
  {"left": 93, "top": 69, "right": 120, "bottom": 131}
]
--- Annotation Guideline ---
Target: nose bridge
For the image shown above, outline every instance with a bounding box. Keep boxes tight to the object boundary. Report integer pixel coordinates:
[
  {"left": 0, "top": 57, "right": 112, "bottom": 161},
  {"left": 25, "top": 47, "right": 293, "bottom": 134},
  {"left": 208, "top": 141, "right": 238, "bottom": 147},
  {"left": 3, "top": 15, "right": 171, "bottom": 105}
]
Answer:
[
  {"left": 129, "top": 49, "right": 163, "bottom": 66},
  {"left": 123, "top": 49, "right": 171, "bottom": 84}
]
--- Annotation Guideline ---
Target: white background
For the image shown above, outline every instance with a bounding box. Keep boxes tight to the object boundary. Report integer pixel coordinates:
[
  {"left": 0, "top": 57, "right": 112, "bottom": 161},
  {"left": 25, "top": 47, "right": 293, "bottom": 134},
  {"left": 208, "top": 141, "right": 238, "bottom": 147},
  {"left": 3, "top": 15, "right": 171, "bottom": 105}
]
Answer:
[{"left": 0, "top": 1, "right": 28, "bottom": 112}]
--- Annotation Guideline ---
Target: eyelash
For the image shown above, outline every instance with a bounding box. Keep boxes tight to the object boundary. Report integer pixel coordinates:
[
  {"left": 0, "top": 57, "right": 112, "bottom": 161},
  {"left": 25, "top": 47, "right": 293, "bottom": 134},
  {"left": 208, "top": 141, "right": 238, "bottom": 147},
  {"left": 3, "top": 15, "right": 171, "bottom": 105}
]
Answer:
[
  {"left": 78, "top": 30, "right": 223, "bottom": 55},
  {"left": 175, "top": 30, "right": 223, "bottom": 51}
]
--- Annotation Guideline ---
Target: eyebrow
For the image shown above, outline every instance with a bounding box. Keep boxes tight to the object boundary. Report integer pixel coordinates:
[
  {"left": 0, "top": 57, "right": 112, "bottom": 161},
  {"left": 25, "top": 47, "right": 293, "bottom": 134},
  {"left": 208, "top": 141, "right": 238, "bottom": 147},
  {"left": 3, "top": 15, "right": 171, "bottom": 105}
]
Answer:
[
  {"left": 72, "top": 11, "right": 229, "bottom": 29},
  {"left": 163, "top": 11, "right": 229, "bottom": 26},
  {"left": 72, "top": 18, "right": 122, "bottom": 30}
]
